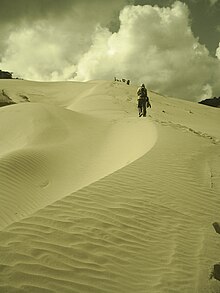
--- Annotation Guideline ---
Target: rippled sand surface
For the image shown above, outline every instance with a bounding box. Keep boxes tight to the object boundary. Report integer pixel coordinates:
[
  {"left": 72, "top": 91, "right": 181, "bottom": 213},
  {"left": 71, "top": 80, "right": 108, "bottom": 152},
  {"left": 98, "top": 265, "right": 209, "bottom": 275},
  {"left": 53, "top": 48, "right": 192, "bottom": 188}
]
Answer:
[{"left": 0, "top": 79, "right": 220, "bottom": 292}]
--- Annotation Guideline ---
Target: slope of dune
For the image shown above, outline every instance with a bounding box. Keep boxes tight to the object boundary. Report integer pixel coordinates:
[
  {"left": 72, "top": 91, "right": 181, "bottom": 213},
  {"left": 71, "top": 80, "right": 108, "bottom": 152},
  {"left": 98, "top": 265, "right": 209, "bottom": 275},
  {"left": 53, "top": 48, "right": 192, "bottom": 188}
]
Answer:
[
  {"left": 0, "top": 80, "right": 156, "bottom": 228},
  {"left": 0, "top": 79, "right": 220, "bottom": 293}
]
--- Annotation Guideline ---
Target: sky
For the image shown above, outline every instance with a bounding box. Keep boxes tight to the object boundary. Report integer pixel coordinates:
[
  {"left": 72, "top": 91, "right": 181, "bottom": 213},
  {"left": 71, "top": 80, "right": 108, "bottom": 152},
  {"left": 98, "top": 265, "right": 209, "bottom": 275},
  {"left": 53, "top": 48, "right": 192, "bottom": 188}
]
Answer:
[{"left": 0, "top": 0, "right": 220, "bottom": 101}]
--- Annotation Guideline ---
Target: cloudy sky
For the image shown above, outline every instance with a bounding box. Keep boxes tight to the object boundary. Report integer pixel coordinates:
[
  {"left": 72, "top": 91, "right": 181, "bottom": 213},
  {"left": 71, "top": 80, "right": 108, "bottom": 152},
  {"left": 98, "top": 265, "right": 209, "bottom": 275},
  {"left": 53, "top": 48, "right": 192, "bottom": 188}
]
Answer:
[{"left": 0, "top": 0, "right": 220, "bottom": 101}]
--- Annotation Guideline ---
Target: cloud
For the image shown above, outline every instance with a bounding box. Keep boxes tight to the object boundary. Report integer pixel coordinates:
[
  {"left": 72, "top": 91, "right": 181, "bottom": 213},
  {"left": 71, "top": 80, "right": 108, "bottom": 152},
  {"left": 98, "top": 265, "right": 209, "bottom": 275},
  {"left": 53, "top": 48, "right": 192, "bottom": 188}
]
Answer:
[
  {"left": 0, "top": 0, "right": 129, "bottom": 80},
  {"left": 216, "top": 43, "right": 220, "bottom": 59},
  {"left": 0, "top": 18, "right": 91, "bottom": 80},
  {"left": 209, "top": 0, "right": 219, "bottom": 5},
  {"left": 1, "top": 0, "right": 220, "bottom": 101},
  {"left": 75, "top": 1, "right": 220, "bottom": 101}
]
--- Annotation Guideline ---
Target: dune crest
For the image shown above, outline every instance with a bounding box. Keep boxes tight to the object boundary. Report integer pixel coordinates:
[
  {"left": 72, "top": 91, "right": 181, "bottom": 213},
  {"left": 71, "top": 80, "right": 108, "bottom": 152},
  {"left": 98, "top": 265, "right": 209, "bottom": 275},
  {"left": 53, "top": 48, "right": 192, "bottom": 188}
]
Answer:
[{"left": 0, "top": 82, "right": 156, "bottom": 229}]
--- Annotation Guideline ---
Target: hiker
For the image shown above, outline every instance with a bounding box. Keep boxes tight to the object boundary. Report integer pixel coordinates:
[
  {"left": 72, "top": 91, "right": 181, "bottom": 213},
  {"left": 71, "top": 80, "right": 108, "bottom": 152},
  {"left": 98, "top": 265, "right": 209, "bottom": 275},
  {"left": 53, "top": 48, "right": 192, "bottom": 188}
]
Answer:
[{"left": 137, "top": 83, "right": 151, "bottom": 117}]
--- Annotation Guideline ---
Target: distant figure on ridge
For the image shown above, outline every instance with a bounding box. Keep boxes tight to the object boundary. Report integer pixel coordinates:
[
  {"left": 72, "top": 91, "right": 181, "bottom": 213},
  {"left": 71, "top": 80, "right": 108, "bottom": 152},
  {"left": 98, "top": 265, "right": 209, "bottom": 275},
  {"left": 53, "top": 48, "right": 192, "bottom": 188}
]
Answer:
[{"left": 137, "top": 84, "right": 151, "bottom": 117}]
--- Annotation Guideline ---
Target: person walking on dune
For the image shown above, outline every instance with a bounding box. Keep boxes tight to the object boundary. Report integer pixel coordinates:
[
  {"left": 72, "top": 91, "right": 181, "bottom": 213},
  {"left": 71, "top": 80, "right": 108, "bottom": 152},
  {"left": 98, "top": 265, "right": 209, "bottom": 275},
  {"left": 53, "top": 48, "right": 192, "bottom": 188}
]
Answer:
[{"left": 137, "top": 84, "right": 151, "bottom": 117}]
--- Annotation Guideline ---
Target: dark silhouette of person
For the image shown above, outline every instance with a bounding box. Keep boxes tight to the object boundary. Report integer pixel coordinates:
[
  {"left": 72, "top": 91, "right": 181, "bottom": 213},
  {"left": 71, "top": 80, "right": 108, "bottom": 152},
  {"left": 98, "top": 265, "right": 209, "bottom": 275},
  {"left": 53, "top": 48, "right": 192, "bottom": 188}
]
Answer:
[{"left": 137, "top": 84, "right": 151, "bottom": 117}]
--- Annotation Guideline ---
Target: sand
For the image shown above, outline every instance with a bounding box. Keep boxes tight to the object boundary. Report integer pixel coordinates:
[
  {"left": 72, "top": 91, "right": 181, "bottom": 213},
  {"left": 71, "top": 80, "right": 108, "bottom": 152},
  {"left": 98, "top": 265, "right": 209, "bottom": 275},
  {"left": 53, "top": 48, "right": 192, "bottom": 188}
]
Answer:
[{"left": 0, "top": 79, "right": 220, "bottom": 292}]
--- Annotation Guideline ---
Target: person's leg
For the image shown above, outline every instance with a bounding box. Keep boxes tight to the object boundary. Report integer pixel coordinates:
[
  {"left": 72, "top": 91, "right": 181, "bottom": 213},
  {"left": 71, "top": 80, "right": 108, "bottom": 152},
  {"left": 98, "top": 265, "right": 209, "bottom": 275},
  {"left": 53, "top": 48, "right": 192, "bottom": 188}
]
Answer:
[
  {"left": 138, "top": 107, "right": 142, "bottom": 116},
  {"left": 142, "top": 102, "right": 147, "bottom": 117},
  {"left": 138, "top": 99, "right": 142, "bottom": 117}
]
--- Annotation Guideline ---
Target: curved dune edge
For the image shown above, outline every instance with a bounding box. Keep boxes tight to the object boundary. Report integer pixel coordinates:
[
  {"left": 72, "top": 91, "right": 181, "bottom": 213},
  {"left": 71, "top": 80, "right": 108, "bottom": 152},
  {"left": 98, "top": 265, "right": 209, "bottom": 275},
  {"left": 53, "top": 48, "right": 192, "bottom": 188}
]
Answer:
[{"left": 0, "top": 102, "right": 157, "bottom": 229}]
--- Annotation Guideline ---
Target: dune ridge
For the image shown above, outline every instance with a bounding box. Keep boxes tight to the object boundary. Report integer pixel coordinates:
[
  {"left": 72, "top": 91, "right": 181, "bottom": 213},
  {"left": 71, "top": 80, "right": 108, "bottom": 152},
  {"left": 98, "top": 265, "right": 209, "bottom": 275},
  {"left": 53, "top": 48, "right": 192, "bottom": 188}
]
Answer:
[
  {"left": 0, "top": 79, "right": 220, "bottom": 292},
  {"left": 0, "top": 81, "right": 156, "bottom": 229}
]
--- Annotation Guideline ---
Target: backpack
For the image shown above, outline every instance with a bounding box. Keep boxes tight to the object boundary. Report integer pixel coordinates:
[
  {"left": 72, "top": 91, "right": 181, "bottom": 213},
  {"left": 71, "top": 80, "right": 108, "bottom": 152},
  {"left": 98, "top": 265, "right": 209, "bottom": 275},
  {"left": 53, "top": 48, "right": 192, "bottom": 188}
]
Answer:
[{"left": 138, "top": 86, "right": 147, "bottom": 98}]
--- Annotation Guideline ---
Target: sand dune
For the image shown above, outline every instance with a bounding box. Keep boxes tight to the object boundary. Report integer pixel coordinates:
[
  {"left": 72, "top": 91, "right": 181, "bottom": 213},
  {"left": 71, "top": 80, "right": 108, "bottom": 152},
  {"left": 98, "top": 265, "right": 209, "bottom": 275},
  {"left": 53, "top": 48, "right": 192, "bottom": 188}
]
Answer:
[
  {"left": 0, "top": 81, "right": 156, "bottom": 229},
  {"left": 0, "top": 79, "right": 220, "bottom": 292}
]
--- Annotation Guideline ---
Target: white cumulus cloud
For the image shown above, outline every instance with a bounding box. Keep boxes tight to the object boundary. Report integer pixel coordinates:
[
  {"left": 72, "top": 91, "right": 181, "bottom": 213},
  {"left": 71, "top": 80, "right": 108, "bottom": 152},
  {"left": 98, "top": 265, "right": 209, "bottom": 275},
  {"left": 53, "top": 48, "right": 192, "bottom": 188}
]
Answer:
[
  {"left": 216, "top": 42, "right": 220, "bottom": 59},
  {"left": 75, "top": 1, "right": 220, "bottom": 100},
  {"left": 1, "top": 1, "right": 220, "bottom": 101}
]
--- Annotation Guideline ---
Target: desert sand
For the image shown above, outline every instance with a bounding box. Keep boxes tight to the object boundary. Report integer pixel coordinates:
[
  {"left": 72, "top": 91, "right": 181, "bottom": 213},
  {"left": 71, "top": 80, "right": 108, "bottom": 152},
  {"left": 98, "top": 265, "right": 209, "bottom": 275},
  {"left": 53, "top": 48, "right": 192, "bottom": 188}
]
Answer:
[{"left": 0, "top": 79, "right": 220, "bottom": 293}]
